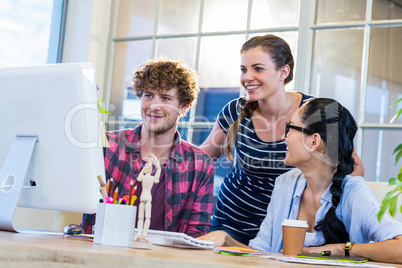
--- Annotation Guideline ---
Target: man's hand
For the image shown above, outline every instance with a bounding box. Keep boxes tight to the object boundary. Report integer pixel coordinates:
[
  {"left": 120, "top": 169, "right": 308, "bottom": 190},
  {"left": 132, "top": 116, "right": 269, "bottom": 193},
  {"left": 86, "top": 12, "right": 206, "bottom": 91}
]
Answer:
[
  {"left": 197, "top": 230, "right": 229, "bottom": 247},
  {"left": 149, "top": 153, "right": 161, "bottom": 183}
]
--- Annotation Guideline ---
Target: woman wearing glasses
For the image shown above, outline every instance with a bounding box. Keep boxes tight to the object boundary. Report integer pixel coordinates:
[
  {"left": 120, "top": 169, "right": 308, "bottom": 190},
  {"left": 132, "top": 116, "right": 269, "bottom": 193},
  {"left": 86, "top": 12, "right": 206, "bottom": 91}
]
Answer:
[
  {"left": 199, "top": 34, "right": 364, "bottom": 246},
  {"left": 216, "top": 98, "right": 402, "bottom": 263},
  {"left": 246, "top": 98, "right": 402, "bottom": 263}
]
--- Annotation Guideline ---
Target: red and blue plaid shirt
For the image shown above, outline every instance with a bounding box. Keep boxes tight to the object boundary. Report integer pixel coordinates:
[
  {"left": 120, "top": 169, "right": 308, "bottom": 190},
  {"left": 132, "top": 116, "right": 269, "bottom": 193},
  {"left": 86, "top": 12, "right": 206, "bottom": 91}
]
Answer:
[{"left": 81, "top": 124, "right": 215, "bottom": 237}]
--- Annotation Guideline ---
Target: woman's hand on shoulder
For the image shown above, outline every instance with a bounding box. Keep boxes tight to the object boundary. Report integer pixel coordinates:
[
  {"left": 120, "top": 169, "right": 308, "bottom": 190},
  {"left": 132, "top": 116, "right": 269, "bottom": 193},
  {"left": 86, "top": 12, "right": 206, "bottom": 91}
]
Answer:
[
  {"left": 350, "top": 150, "right": 365, "bottom": 177},
  {"left": 200, "top": 122, "right": 226, "bottom": 161}
]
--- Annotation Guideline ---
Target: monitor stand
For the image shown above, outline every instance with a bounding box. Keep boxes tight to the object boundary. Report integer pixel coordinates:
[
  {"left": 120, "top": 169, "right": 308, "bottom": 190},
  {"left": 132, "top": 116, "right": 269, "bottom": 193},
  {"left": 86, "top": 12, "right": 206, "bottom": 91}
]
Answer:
[{"left": 0, "top": 136, "right": 38, "bottom": 232}]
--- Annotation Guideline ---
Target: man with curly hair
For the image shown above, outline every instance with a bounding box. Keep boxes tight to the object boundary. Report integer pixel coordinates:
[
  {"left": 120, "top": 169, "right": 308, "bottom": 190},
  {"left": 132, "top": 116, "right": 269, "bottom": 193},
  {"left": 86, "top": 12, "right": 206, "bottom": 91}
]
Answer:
[{"left": 81, "top": 58, "right": 215, "bottom": 238}]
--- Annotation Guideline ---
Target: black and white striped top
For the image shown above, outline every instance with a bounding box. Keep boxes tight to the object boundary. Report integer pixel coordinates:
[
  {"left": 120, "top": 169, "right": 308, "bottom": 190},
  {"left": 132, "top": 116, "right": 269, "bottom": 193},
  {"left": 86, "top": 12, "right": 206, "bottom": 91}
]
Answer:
[{"left": 211, "top": 92, "right": 313, "bottom": 244}]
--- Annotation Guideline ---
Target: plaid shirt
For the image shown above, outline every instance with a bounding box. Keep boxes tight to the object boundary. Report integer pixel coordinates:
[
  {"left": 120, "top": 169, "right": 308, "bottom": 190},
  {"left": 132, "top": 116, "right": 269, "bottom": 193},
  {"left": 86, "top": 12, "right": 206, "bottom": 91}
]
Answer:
[{"left": 81, "top": 124, "right": 215, "bottom": 237}]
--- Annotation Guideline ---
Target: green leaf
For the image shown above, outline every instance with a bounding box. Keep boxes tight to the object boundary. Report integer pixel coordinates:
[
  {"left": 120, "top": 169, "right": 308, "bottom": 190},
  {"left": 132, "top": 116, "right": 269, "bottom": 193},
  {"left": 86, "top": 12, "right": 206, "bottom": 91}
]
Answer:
[
  {"left": 390, "top": 98, "right": 402, "bottom": 123},
  {"left": 382, "top": 189, "right": 396, "bottom": 205},
  {"left": 395, "top": 149, "right": 402, "bottom": 165},
  {"left": 393, "top": 108, "right": 402, "bottom": 122},
  {"left": 377, "top": 206, "right": 387, "bottom": 222},
  {"left": 389, "top": 177, "right": 397, "bottom": 186},
  {"left": 397, "top": 167, "right": 402, "bottom": 183},
  {"left": 393, "top": 144, "right": 402, "bottom": 155},
  {"left": 378, "top": 197, "right": 392, "bottom": 222},
  {"left": 397, "top": 174, "right": 402, "bottom": 185},
  {"left": 389, "top": 196, "right": 398, "bottom": 217},
  {"left": 390, "top": 97, "right": 402, "bottom": 108}
]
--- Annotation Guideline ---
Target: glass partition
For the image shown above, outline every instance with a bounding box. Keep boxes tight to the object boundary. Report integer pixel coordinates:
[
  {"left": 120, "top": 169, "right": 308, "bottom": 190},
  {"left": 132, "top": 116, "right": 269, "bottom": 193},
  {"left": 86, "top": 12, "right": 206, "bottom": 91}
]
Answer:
[
  {"left": 202, "top": 0, "right": 248, "bottom": 32},
  {"left": 315, "top": 0, "right": 366, "bottom": 24},
  {"left": 310, "top": 29, "right": 364, "bottom": 119},
  {"left": 366, "top": 27, "right": 402, "bottom": 124},
  {"left": 250, "top": 0, "right": 300, "bottom": 29},
  {"left": 158, "top": 0, "right": 200, "bottom": 35},
  {"left": 362, "top": 130, "right": 402, "bottom": 181},
  {"left": 116, "top": 0, "right": 156, "bottom": 37},
  {"left": 372, "top": 0, "right": 402, "bottom": 20}
]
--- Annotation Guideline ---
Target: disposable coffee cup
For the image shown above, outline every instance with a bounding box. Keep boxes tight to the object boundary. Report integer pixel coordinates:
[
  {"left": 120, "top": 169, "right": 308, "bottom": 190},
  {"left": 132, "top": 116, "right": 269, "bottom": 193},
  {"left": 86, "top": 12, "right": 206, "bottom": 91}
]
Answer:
[{"left": 281, "top": 219, "right": 308, "bottom": 255}]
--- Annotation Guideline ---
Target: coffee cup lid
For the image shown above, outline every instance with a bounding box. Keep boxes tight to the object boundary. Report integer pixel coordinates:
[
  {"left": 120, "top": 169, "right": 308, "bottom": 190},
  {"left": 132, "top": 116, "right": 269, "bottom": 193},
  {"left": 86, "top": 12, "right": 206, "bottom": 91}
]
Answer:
[{"left": 281, "top": 219, "right": 308, "bottom": 228}]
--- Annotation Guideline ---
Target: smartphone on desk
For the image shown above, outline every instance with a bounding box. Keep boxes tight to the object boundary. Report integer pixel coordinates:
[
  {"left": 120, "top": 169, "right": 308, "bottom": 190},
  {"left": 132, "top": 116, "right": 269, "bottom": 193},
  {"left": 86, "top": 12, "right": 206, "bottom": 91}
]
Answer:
[{"left": 297, "top": 253, "right": 369, "bottom": 263}]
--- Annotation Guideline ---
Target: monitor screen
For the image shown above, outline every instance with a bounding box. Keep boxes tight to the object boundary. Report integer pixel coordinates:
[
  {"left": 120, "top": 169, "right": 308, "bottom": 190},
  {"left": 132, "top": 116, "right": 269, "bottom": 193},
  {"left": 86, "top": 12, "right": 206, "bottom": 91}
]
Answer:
[{"left": 0, "top": 63, "right": 105, "bottom": 232}]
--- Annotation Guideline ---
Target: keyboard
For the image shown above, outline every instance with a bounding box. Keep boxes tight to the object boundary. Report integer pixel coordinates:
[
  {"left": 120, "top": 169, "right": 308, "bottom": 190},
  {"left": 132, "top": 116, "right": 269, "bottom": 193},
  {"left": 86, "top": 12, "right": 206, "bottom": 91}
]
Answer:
[{"left": 134, "top": 229, "right": 214, "bottom": 249}]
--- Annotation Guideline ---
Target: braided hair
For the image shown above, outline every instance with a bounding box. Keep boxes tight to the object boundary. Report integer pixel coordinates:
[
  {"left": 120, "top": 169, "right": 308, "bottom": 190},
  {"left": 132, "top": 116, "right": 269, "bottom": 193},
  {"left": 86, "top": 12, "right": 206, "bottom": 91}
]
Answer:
[
  {"left": 224, "top": 34, "right": 294, "bottom": 160},
  {"left": 300, "top": 98, "right": 357, "bottom": 244}
]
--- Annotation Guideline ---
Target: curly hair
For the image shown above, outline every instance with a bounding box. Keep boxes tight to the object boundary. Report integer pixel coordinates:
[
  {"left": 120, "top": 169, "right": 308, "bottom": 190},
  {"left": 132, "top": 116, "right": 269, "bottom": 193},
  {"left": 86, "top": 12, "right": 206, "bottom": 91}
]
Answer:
[{"left": 132, "top": 58, "right": 199, "bottom": 112}]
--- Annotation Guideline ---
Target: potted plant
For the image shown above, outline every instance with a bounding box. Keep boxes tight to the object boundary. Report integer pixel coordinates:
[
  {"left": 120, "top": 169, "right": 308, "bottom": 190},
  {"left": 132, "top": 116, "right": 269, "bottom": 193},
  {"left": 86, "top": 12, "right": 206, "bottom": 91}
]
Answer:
[{"left": 377, "top": 97, "right": 402, "bottom": 222}]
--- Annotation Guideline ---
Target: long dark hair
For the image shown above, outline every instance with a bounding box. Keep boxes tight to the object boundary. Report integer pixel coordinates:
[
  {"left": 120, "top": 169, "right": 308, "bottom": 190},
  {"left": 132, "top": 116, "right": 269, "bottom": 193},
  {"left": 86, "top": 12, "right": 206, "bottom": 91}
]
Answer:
[
  {"left": 300, "top": 98, "right": 357, "bottom": 244},
  {"left": 224, "top": 34, "right": 294, "bottom": 159}
]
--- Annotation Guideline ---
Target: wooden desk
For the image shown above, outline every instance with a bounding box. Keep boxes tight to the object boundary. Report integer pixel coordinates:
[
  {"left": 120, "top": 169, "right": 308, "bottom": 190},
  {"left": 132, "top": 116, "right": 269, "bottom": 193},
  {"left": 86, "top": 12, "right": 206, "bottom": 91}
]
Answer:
[{"left": 0, "top": 231, "right": 399, "bottom": 267}]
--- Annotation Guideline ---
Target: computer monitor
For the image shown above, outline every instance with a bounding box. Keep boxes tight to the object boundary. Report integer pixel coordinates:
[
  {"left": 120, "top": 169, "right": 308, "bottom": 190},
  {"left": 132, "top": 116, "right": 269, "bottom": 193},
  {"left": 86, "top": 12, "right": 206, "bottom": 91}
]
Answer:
[{"left": 0, "top": 62, "right": 105, "bottom": 232}]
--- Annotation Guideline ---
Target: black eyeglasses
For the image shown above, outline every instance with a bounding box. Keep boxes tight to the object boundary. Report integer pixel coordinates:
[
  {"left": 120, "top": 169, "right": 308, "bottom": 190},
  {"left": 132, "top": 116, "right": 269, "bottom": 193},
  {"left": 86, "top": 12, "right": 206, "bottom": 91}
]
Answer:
[{"left": 285, "top": 123, "right": 315, "bottom": 138}]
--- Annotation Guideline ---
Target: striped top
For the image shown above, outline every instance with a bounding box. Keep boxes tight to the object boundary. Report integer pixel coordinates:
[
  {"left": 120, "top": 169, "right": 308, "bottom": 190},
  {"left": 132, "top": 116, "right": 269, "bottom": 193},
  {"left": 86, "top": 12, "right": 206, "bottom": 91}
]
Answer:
[{"left": 211, "top": 92, "right": 313, "bottom": 244}]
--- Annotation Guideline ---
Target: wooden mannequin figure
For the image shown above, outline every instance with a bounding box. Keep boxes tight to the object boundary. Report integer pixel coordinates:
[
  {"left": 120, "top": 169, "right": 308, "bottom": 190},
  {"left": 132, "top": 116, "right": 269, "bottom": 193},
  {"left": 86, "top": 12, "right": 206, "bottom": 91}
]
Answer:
[{"left": 136, "top": 154, "right": 161, "bottom": 242}]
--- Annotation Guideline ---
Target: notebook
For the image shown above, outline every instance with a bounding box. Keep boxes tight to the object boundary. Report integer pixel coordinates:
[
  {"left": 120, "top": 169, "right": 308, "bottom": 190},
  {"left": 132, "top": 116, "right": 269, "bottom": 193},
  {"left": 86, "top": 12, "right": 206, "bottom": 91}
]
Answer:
[{"left": 134, "top": 229, "right": 214, "bottom": 249}]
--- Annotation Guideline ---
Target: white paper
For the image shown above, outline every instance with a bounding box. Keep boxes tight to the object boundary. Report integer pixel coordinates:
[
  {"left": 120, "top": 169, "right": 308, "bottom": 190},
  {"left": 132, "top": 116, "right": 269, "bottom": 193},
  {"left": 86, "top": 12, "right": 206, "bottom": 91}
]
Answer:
[{"left": 261, "top": 256, "right": 395, "bottom": 268}]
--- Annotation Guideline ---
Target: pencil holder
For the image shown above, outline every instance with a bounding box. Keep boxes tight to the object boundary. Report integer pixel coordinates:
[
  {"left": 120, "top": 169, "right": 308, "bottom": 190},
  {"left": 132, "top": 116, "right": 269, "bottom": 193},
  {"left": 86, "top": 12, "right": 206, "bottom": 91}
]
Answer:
[{"left": 94, "top": 203, "right": 137, "bottom": 247}]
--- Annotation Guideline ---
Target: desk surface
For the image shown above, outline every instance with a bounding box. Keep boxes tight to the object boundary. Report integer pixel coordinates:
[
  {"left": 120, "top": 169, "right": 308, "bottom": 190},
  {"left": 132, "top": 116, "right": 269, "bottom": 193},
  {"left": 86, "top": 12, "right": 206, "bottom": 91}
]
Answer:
[{"left": 0, "top": 231, "right": 400, "bottom": 268}]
